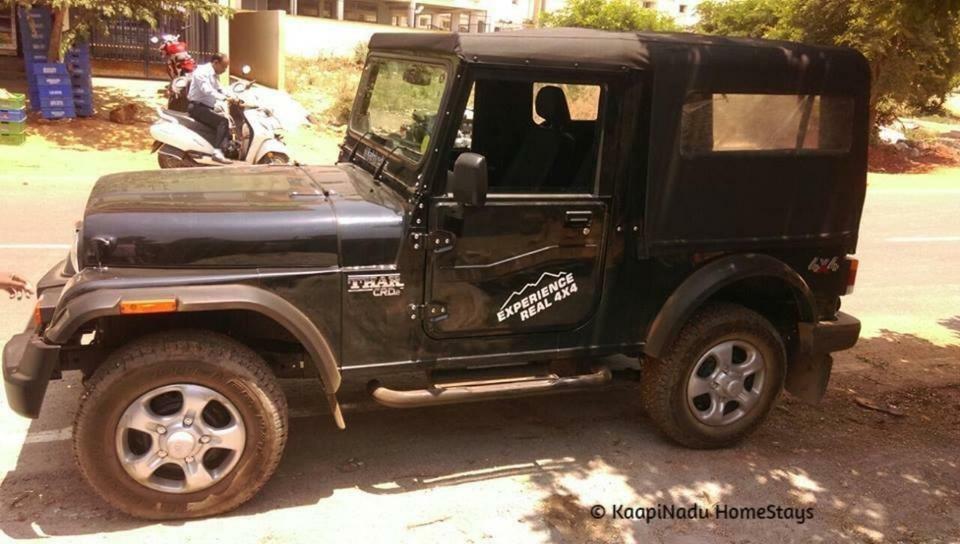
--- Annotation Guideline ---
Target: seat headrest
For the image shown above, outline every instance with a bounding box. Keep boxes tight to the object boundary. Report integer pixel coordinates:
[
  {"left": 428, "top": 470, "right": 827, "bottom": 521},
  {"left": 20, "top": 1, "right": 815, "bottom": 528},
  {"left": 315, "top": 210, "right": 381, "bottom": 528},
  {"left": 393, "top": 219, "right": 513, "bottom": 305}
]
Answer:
[{"left": 535, "top": 85, "right": 571, "bottom": 127}]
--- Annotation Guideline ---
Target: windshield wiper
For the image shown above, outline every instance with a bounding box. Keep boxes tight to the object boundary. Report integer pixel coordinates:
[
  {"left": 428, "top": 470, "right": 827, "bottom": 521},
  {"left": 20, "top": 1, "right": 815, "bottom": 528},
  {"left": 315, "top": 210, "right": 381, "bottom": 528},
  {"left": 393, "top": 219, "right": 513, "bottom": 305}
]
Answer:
[
  {"left": 373, "top": 144, "right": 402, "bottom": 183},
  {"left": 347, "top": 130, "right": 372, "bottom": 163}
]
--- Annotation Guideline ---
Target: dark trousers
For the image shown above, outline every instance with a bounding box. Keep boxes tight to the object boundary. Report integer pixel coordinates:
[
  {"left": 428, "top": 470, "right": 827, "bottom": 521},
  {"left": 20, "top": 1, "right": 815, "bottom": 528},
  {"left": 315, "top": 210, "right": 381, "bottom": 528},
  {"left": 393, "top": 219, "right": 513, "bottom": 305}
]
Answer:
[{"left": 187, "top": 101, "right": 229, "bottom": 151}]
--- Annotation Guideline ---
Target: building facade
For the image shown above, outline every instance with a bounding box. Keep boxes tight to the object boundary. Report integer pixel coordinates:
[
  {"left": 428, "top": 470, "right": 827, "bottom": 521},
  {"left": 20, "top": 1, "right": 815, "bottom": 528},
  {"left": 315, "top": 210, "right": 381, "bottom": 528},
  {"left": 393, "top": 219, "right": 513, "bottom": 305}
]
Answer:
[{"left": 239, "top": 0, "right": 491, "bottom": 32}]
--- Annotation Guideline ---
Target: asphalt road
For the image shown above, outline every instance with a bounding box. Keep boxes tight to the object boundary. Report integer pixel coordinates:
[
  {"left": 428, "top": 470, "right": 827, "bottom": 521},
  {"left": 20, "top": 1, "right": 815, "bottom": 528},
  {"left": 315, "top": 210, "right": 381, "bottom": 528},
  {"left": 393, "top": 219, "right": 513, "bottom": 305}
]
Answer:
[{"left": 0, "top": 168, "right": 957, "bottom": 543}]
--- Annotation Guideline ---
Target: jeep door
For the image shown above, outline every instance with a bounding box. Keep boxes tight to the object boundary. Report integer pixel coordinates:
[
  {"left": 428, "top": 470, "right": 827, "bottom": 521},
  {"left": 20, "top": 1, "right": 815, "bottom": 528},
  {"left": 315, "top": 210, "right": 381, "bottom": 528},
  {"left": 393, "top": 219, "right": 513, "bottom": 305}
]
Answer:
[{"left": 424, "top": 71, "right": 617, "bottom": 338}]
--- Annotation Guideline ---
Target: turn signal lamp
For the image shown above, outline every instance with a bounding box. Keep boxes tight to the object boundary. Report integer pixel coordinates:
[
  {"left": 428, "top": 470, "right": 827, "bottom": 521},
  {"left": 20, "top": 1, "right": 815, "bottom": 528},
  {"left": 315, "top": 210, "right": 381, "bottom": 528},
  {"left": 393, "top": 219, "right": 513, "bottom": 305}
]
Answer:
[
  {"left": 32, "top": 304, "right": 43, "bottom": 329},
  {"left": 845, "top": 258, "right": 859, "bottom": 295},
  {"left": 119, "top": 299, "right": 179, "bottom": 315}
]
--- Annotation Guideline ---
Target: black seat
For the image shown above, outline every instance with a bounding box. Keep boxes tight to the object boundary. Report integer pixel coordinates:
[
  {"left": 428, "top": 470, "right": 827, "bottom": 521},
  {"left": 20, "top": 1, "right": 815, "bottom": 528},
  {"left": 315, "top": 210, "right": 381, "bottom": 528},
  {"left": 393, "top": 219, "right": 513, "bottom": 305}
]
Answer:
[
  {"left": 163, "top": 109, "right": 217, "bottom": 143},
  {"left": 499, "top": 86, "right": 576, "bottom": 191}
]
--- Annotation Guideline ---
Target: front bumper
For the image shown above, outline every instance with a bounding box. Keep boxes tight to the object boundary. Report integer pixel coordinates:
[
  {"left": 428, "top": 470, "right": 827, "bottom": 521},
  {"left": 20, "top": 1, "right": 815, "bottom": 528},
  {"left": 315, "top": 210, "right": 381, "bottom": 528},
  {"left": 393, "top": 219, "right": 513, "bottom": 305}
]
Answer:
[{"left": 3, "top": 331, "right": 61, "bottom": 418}]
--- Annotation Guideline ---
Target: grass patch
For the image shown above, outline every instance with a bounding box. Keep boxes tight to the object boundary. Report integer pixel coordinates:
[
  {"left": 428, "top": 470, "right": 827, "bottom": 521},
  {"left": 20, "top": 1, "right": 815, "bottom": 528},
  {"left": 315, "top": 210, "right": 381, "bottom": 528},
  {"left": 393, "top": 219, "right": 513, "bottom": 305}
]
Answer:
[{"left": 285, "top": 48, "right": 365, "bottom": 129}]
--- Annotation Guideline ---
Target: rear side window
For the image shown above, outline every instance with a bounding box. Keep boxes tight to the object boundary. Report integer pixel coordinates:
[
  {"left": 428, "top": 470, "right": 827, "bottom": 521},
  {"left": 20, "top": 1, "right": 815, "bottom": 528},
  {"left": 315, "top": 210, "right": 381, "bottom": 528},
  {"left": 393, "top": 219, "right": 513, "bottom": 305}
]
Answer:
[{"left": 680, "top": 94, "right": 854, "bottom": 154}]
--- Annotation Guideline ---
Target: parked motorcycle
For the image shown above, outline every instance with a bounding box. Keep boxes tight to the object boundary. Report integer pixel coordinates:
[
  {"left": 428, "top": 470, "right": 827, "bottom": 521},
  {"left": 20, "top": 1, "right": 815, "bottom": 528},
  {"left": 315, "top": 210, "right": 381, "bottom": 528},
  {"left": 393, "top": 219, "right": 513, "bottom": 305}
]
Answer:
[
  {"left": 151, "top": 34, "right": 195, "bottom": 112},
  {"left": 150, "top": 66, "right": 291, "bottom": 168}
]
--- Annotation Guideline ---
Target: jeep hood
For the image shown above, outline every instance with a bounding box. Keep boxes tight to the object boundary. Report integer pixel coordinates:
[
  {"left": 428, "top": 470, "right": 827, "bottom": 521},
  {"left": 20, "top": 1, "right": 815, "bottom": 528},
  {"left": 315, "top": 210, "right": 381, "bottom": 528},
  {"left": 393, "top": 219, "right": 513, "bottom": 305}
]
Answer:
[{"left": 80, "top": 165, "right": 406, "bottom": 268}]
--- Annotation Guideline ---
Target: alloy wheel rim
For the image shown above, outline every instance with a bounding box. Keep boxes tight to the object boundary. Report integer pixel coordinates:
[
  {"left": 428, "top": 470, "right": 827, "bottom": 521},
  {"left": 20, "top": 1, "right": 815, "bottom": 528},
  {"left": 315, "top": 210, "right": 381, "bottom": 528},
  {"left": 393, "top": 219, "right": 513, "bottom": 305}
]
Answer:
[
  {"left": 115, "top": 383, "right": 246, "bottom": 494},
  {"left": 686, "top": 340, "right": 767, "bottom": 427}
]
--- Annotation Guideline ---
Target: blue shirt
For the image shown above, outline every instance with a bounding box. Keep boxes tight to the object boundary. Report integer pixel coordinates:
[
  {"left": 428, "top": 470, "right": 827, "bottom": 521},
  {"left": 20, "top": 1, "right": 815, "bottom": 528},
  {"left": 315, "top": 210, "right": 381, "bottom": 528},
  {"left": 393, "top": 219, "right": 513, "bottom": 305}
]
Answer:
[{"left": 188, "top": 62, "right": 227, "bottom": 108}]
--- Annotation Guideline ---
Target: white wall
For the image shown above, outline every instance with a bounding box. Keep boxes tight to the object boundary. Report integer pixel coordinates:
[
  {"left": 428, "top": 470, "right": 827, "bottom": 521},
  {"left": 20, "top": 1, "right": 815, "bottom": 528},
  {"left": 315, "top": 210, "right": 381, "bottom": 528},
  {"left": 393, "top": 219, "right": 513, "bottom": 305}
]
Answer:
[{"left": 284, "top": 15, "right": 430, "bottom": 58}]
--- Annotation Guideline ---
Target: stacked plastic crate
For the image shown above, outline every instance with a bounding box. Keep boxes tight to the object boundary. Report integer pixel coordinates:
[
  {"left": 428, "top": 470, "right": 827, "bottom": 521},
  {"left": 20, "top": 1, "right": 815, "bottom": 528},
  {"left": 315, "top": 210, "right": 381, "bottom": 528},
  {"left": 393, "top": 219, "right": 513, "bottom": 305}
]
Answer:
[
  {"left": 17, "top": 6, "right": 76, "bottom": 120},
  {"left": 67, "top": 42, "right": 94, "bottom": 116},
  {"left": 0, "top": 92, "right": 27, "bottom": 146}
]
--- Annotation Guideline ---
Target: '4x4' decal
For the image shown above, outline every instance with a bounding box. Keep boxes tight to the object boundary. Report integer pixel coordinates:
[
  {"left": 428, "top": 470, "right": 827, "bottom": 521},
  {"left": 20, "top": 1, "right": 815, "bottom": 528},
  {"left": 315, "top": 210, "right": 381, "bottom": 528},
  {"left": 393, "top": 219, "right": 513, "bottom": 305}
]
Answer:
[
  {"left": 497, "top": 272, "right": 579, "bottom": 323},
  {"left": 808, "top": 257, "right": 840, "bottom": 274}
]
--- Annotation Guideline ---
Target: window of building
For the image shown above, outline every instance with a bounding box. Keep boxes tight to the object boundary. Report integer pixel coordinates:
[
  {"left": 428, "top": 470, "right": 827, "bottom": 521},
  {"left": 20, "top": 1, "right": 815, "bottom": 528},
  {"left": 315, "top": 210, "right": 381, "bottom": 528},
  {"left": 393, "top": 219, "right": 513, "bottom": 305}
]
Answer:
[
  {"left": 679, "top": 4, "right": 688, "bottom": 13},
  {"left": 266, "top": 0, "right": 290, "bottom": 12},
  {"left": 680, "top": 93, "right": 854, "bottom": 154}
]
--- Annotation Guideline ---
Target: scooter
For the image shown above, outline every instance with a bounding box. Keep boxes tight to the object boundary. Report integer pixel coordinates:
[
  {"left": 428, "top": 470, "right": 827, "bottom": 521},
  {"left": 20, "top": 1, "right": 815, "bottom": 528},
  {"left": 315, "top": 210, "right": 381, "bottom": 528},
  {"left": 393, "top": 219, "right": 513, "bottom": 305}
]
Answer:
[
  {"left": 149, "top": 67, "right": 291, "bottom": 168},
  {"left": 151, "top": 34, "right": 196, "bottom": 112}
]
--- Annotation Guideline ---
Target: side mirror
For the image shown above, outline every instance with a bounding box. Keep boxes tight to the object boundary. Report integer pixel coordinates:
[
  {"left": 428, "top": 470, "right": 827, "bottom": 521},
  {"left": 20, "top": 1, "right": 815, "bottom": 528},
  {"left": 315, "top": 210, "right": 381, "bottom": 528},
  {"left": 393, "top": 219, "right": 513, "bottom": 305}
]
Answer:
[{"left": 450, "top": 153, "right": 488, "bottom": 206}]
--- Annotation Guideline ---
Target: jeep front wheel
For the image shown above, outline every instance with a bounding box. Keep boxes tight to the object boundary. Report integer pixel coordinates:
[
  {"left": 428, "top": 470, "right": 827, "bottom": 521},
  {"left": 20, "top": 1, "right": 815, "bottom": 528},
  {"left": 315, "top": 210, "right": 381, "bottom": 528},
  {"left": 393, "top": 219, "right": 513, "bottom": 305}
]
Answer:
[
  {"left": 640, "top": 303, "right": 786, "bottom": 449},
  {"left": 73, "top": 331, "right": 287, "bottom": 519}
]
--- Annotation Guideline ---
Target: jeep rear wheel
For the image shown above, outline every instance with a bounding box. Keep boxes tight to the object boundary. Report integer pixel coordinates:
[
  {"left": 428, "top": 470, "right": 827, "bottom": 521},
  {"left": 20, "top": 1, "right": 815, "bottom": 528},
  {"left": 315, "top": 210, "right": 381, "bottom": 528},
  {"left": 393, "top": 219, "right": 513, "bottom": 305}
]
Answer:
[
  {"left": 640, "top": 303, "right": 786, "bottom": 449},
  {"left": 74, "top": 331, "right": 287, "bottom": 519}
]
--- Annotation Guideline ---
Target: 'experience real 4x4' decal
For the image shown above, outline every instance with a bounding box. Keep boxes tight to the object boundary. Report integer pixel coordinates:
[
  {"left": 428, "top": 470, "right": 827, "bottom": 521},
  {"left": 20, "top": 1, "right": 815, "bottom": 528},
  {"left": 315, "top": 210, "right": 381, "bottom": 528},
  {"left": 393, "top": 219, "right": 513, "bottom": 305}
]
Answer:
[{"left": 497, "top": 271, "right": 579, "bottom": 323}]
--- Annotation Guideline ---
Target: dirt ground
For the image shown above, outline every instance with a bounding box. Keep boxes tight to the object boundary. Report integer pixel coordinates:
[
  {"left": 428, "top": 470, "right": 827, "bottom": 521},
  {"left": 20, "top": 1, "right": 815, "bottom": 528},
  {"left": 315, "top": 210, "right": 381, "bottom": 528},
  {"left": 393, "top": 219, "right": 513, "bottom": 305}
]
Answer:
[
  {"left": 0, "top": 336, "right": 956, "bottom": 543},
  {"left": 0, "top": 79, "right": 958, "bottom": 543}
]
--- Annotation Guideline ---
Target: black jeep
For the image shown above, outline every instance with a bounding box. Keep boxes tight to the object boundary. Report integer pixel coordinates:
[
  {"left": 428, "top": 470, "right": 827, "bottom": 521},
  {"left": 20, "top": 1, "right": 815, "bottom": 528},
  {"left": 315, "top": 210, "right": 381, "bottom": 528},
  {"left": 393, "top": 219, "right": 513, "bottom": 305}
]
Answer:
[{"left": 3, "top": 29, "right": 867, "bottom": 519}]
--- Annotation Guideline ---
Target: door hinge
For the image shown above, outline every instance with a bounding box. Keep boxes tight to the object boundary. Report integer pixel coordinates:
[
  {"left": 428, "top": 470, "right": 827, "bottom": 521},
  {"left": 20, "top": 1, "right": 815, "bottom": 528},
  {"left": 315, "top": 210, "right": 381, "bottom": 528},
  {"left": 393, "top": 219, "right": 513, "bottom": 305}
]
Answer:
[
  {"left": 409, "top": 302, "right": 448, "bottom": 322},
  {"left": 427, "top": 230, "right": 456, "bottom": 253},
  {"left": 409, "top": 231, "right": 425, "bottom": 251}
]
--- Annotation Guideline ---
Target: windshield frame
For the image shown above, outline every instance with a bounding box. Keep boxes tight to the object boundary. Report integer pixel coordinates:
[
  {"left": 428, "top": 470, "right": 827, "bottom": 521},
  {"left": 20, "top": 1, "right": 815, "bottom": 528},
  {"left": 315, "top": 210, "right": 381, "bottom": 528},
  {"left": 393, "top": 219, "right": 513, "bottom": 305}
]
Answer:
[{"left": 347, "top": 52, "right": 456, "bottom": 176}]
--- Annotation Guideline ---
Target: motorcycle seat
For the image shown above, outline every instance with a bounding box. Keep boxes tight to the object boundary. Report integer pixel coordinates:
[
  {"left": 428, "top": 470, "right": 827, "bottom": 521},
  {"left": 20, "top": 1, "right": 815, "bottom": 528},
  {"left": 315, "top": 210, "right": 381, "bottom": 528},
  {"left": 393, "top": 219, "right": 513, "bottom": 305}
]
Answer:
[{"left": 162, "top": 109, "right": 217, "bottom": 144}]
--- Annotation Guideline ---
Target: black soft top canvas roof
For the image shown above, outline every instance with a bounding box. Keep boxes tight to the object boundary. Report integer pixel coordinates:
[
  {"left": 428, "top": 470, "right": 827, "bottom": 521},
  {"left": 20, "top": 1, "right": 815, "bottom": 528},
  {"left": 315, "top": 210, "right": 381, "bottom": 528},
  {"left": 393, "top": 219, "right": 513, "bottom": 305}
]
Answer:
[
  {"left": 368, "top": 28, "right": 868, "bottom": 84},
  {"left": 371, "top": 28, "right": 870, "bottom": 254}
]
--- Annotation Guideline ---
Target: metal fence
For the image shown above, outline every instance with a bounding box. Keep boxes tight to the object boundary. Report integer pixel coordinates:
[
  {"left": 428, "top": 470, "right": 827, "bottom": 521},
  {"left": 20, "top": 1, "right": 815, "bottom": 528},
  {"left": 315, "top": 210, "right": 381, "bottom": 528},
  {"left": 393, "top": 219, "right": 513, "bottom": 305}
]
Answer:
[{"left": 74, "top": 10, "right": 219, "bottom": 79}]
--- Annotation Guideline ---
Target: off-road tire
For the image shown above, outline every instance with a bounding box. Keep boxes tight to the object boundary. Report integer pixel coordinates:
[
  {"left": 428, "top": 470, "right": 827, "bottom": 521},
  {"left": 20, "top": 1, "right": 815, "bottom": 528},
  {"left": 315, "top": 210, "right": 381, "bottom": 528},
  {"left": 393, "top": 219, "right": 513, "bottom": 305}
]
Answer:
[
  {"left": 640, "top": 303, "right": 786, "bottom": 449},
  {"left": 73, "top": 330, "right": 287, "bottom": 520}
]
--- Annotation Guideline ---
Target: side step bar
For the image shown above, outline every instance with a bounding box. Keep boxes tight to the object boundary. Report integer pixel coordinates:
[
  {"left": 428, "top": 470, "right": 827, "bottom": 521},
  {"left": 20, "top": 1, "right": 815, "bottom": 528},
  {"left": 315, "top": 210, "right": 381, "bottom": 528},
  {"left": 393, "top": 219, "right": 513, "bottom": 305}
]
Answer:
[{"left": 368, "top": 367, "right": 612, "bottom": 409}]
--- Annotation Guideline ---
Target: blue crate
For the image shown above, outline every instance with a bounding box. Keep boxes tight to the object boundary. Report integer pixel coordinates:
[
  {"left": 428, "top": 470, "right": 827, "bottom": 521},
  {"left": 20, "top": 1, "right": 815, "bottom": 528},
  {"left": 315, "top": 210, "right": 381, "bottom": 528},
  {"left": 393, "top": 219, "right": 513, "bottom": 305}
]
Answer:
[
  {"left": 0, "top": 109, "right": 27, "bottom": 123},
  {"left": 17, "top": 20, "right": 50, "bottom": 37},
  {"left": 20, "top": 31, "right": 50, "bottom": 43},
  {"left": 32, "top": 62, "right": 68, "bottom": 76},
  {"left": 69, "top": 69, "right": 92, "bottom": 83},
  {"left": 23, "top": 52, "right": 48, "bottom": 64},
  {"left": 35, "top": 84, "right": 74, "bottom": 99},
  {"left": 24, "top": 41, "right": 50, "bottom": 53},
  {"left": 34, "top": 74, "right": 71, "bottom": 87},
  {"left": 67, "top": 44, "right": 91, "bottom": 59},
  {"left": 67, "top": 63, "right": 92, "bottom": 77},
  {"left": 66, "top": 54, "right": 90, "bottom": 65},
  {"left": 38, "top": 95, "right": 74, "bottom": 109},
  {"left": 18, "top": 6, "right": 51, "bottom": 20},
  {"left": 40, "top": 107, "right": 76, "bottom": 120},
  {"left": 75, "top": 106, "right": 94, "bottom": 118},
  {"left": 72, "top": 84, "right": 94, "bottom": 98}
]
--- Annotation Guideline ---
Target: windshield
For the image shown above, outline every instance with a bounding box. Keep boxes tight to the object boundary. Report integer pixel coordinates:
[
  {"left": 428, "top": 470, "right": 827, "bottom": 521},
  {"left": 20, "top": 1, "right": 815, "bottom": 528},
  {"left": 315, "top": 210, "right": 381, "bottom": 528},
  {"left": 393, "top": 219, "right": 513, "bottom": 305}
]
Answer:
[{"left": 349, "top": 57, "right": 449, "bottom": 164}]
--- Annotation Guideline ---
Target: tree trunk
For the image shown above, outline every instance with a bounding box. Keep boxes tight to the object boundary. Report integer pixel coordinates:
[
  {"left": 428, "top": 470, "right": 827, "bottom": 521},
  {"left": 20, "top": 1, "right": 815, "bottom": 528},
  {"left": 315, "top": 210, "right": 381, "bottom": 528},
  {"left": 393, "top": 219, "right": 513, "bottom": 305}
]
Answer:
[{"left": 47, "top": 7, "right": 65, "bottom": 62}]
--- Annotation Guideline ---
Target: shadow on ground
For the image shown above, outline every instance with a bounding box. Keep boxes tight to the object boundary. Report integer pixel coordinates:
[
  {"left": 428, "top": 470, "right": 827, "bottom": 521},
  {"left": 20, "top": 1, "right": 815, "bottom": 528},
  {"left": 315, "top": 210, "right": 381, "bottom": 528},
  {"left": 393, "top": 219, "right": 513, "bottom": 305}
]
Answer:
[
  {"left": 0, "top": 329, "right": 957, "bottom": 542},
  {"left": 26, "top": 83, "right": 163, "bottom": 153}
]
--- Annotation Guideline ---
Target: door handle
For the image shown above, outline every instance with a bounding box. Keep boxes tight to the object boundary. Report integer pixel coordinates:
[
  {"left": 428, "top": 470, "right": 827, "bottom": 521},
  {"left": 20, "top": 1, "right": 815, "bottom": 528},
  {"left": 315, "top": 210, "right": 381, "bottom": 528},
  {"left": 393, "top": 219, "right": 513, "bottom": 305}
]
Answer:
[{"left": 564, "top": 210, "right": 593, "bottom": 228}]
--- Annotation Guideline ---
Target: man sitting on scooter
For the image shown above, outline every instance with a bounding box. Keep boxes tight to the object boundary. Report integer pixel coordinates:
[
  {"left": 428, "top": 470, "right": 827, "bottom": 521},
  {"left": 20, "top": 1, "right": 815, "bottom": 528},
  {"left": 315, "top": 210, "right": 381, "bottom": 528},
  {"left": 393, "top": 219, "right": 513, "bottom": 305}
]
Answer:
[{"left": 187, "top": 52, "right": 232, "bottom": 163}]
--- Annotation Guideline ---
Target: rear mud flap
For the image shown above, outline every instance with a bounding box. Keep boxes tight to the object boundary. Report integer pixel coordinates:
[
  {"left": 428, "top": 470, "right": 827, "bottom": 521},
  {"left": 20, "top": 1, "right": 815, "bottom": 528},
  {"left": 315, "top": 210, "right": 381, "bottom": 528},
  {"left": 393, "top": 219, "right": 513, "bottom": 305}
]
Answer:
[{"left": 785, "top": 352, "right": 833, "bottom": 404}]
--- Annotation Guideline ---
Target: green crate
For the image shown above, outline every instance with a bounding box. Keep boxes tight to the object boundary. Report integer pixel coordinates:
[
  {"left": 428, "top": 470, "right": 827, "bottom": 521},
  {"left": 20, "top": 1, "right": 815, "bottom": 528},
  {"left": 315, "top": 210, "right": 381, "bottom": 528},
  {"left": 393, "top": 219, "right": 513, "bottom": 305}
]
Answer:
[
  {"left": 0, "top": 120, "right": 25, "bottom": 135},
  {"left": 0, "top": 132, "right": 26, "bottom": 145},
  {"left": 0, "top": 91, "right": 27, "bottom": 110}
]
